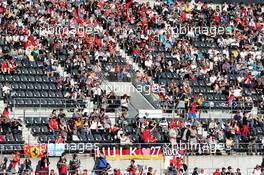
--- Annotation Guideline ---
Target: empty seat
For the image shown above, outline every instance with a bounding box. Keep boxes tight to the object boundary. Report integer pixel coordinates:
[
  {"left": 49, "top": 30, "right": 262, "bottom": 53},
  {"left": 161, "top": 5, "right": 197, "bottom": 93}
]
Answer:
[
  {"left": 24, "top": 117, "right": 33, "bottom": 127},
  {"left": 41, "top": 118, "right": 48, "bottom": 125},
  {"left": 33, "top": 118, "right": 42, "bottom": 125},
  {"left": 31, "top": 126, "right": 40, "bottom": 136}
]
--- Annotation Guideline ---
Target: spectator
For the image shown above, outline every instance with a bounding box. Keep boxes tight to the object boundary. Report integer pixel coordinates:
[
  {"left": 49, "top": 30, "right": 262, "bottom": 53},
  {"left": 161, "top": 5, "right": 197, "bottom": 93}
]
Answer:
[
  {"left": 0, "top": 157, "right": 8, "bottom": 175},
  {"left": 199, "top": 169, "right": 208, "bottom": 175},
  {"left": 121, "top": 94, "right": 129, "bottom": 111},
  {"left": 36, "top": 157, "right": 49, "bottom": 175},
  {"left": 48, "top": 116, "right": 59, "bottom": 140},
  {"left": 94, "top": 152, "right": 110, "bottom": 175},
  {"left": 127, "top": 159, "right": 137, "bottom": 175},
  {"left": 221, "top": 167, "right": 227, "bottom": 175},
  {"left": 18, "top": 158, "right": 33, "bottom": 175},
  {"left": 69, "top": 154, "right": 81, "bottom": 175},
  {"left": 113, "top": 169, "right": 121, "bottom": 175},
  {"left": 213, "top": 168, "right": 220, "bottom": 175},
  {"left": 253, "top": 165, "right": 262, "bottom": 175},
  {"left": 192, "top": 167, "right": 199, "bottom": 175},
  {"left": 147, "top": 167, "right": 156, "bottom": 175},
  {"left": 2, "top": 107, "right": 9, "bottom": 119},
  {"left": 226, "top": 166, "right": 234, "bottom": 175},
  {"left": 2, "top": 83, "right": 11, "bottom": 102},
  {"left": 50, "top": 169, "right": 57, "bottom": 175},
  {"left": 57, "top": 154, "right": 67, "bottom": 175},
  {"left": 235, "top": 168, "right": 242, "bottom": 175}
]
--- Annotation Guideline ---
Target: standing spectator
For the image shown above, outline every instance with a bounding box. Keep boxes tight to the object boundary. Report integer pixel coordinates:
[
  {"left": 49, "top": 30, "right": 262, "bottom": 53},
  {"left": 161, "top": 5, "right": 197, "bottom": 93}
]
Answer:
[
  {"left": 192, "top": 167, "right": 199, "bottom": 175},
  {"left": 147, "top": 167, "right": 156, "bottom": 175},
  {"left": 253, "top": 165, "right": 262, "bottom": 175},
  {"left": 226, "top": 166, "right": 234, "bottom": 175},
  {"left": 127, "top": 160, "right": 137, "bottom": 175},
  {"left": 94, "top": 152, "right": 110, "bottom": 175},
  {"left": 235, "top": 168, "right": 241, "bottom": 175},
  {"left": 81, "top": 169, "right": 88, "bottom": 175},
  {"left": 18, "top": 158, "right": 33, "bottom": 175},
  {"left": 188, "top": 99, "right": 197, "bottom": 119},
  {"left": 69, "top": 154, "right": 80, "bottom": 175},
  {"left": 36, "top": 157, "right": 49, "bottom": 175},
  {"left": 213, "top": 168, "right": 220, "bottom": 175},
  {"left": 167, "top": 163, "right": 177, "bottom": 175},
  {"left": 57, "top": 154, "right": 67, "bottom": 175},
  {"left": 221, "top": 168, "right": 227, "bottom": 175},
  {"left": 113, "top": 169, "right": 121, "bottom": 175},
  {"left": 199, "top": 169, "right": 208, "bottom": 175},
  {"left": 50, "top": 169, "right": 57, "bottom": 175},
  {"left": 58, "top": 159, "right": 68, "bottom": 175}
]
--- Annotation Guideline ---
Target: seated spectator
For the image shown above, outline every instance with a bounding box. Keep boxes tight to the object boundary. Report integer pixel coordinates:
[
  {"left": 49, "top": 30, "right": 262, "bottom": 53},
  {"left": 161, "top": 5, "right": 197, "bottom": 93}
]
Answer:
[
  {"left": 48, "top": 116, "right": 59, "bottom": 139},
  {"left": 2, "top": 107, "right": 9, "bottom": 119},
  {"left": 121, "top": 94, "right": 129, "bottom": 111},
  {"left": 10, "top": 119, "right": 22, "bottom": 135}
]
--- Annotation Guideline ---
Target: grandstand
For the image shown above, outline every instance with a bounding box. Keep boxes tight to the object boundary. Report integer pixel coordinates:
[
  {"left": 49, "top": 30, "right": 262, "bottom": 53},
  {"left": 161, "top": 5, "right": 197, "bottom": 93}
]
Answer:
[{"left": 0, "top": 0, "right": 264, "bottom": 174}]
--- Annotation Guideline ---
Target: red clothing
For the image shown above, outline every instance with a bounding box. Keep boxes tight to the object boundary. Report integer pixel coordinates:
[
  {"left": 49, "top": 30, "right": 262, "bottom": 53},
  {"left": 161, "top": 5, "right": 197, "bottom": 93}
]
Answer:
[
  {"left": 169, "top": 120, "right": 177, "bottom": 129},
  {"left": 213, "top": 171, "right": 220, "bottom": 175},
  {"left": 143, "top": 129, "right": 155, "bottom": 143},
  {"left": 127, "top": 165, "right": 137, "bottom": 175},
  {"left": 60, "top": 164, "right": 68, "bottom": 174},
  {"left": 9, "top": 62, "right": 16, "bottom": 73},
  {"left": 245, "top": 73, "right": 251, "bottom": 84},
  {"left": 48, "top": 119, "right": 59, "bottom": 131},
  {"left": 190, "top": 102, "right": 197, "bottom": 113},
  {"left": 1, "top": 62, "right": 8, "bottom": 73},
  {"left": 39, "top": 167, "right": 49, "bottom": 175},
  {"left": 2, "top": 110, "right": 9, "bottom": 118},
  {"left": 242, "top": 124, "right": 249, "bottom": 137}
]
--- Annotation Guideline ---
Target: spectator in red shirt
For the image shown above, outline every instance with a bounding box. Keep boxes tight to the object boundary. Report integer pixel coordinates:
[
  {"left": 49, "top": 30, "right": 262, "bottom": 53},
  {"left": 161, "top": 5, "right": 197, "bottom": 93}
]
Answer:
[
  {"left": 213, "top": 168, "right": 220, "bottom": 175},
  {"left": 1, "top": 60, "right": 8, "bottom": 74},
  {"left": 143, "top": 125, "right": 156, "bottom": 143},
  {"left": 48, "top": 116, "right": 59, "bottom": 140},
  {"left": 2, "top": 107, "right": 9, "bottom": 119},
  {"left": 9, "top": 60, "right": 16, "bottom": 74},
  {"left": 188, "top": 100, "right": 197, "bottom": 119},
  {"left": 127, "top": 159, "right": 137, "bottom": 175}
]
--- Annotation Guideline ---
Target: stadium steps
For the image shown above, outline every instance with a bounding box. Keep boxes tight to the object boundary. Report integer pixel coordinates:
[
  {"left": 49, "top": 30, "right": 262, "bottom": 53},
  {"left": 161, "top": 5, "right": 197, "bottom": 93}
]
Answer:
[
  {"left": 22, "top": 124, "right": 38, "bottom": 144},
  {"left": 101, "top": 81, "right": 155, "bottom": 111}
]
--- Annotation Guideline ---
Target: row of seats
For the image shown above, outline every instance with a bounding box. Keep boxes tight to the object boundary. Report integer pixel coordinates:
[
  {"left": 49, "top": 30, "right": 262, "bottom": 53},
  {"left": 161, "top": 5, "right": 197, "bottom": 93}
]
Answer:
[
  {"left": 2, "top": 82, "right": 58, "bottom": 91},
  {"left": 0, "top": 74, "right": 57, "bottom": 83},
  {"left": 15, "top": 60, "right": 44, "bottom": 68},
  {"left": 11, "top": 90, "right": 64, "bottom": 99},
  {"left": 14, "top": 67, "right": 44, "bottom": 75},
  {"left": 8, "top": 98, "right": 75, "bottom": 107},
  {"left": 0, "top": 134, "right": 24, "bottom": 144}
]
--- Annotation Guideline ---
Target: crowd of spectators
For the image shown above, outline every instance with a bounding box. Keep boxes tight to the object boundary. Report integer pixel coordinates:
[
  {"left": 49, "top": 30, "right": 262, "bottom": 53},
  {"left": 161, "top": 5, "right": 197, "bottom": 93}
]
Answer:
[
  {"left": 0, "top": 0, "right": 263, "bottom": 112},
  {"left": 38, "top": 106, "right": 264, "bottom": 156},
  {"left": 0, "top": 155, "right": 263, "bottom": 175}
]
